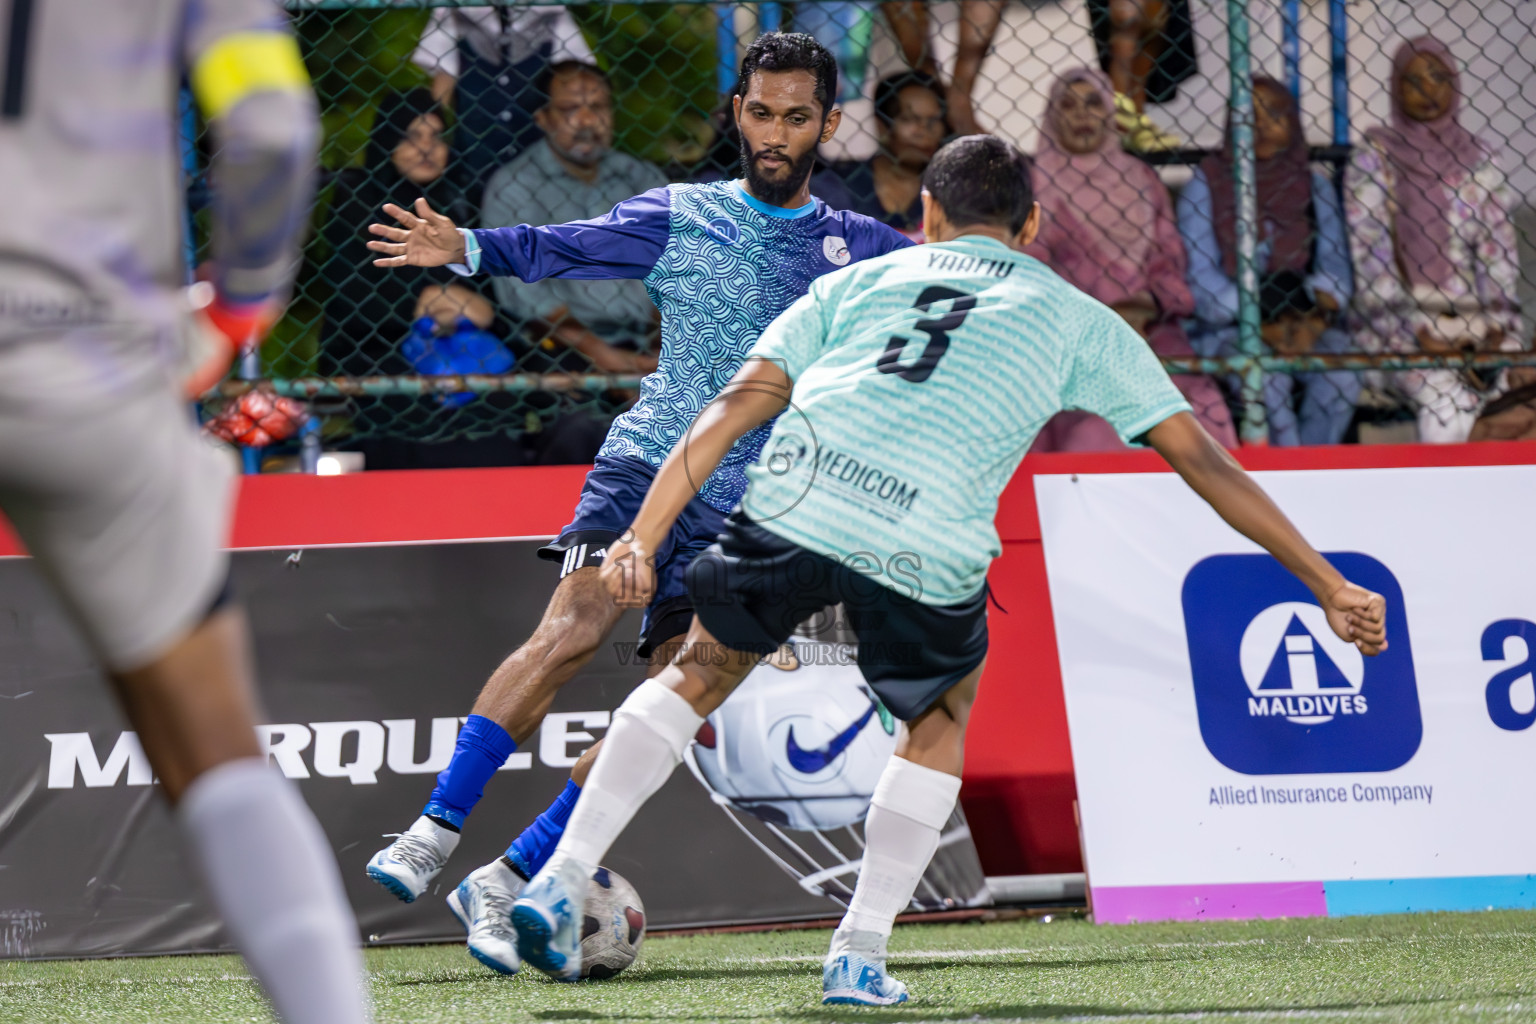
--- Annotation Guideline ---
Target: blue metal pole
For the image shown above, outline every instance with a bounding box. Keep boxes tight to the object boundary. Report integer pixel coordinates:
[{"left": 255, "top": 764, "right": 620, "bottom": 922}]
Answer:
[
  {"left": 1226, "top": 0, "right": 1267, "bottom": 445},
  {"left": 758, "top": 1, "right": 780, "bottom": 34},
  {"left": 717, "top": 4, "right": 737, "bottom": 95},
  {"left": 1329, "top": 0, "right": 1349, "bottom": 145},
  {"left": 1281, "top": 0, "right": 1301, "bottom": 101}
]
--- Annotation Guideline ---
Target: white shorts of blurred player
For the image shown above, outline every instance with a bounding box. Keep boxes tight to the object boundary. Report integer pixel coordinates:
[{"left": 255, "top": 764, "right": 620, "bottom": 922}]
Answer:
[
  {"left": 0, "top": 334, "right": 233, "bottom": 672},
  {"left": 683, "top": 612, "right": 991, "bottom": 913}
]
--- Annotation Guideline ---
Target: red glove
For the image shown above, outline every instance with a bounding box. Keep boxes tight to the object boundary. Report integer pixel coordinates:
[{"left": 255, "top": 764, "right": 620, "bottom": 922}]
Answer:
[
  {"left": 206, "top": 390, "right": 308, "bottom": 448},
  {"left": 183, "top": 280, "right": 278, "bottom": 398}
]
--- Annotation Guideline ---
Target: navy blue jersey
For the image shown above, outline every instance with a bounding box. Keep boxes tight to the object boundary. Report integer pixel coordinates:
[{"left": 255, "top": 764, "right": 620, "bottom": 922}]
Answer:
[{"left": 470, "top": 180, "right": 912, "bottom": 510}]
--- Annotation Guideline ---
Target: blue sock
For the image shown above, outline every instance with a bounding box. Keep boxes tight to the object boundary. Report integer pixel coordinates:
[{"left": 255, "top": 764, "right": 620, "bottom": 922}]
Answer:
[
  {"left": 422, "top": 715, "right": 516, "bottom": 830},
  {"left": 504, "top": 779, "right": 582, "bottom": 878}
]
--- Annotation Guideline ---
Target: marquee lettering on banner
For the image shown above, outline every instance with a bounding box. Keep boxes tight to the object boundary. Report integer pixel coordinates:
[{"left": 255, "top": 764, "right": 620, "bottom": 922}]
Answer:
[{"left": 43, "top": 714, "right": 589, "bottom": 789}]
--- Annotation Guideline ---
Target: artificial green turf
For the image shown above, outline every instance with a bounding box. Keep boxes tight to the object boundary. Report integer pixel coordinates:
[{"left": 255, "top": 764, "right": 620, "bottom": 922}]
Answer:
[{"left": 4, "top": 909, "right": 1536, "bottom": 1023}]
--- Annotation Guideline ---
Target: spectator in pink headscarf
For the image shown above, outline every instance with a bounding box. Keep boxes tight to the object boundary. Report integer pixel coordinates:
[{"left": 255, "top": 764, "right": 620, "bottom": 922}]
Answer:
[
  {"left": 1026, "top": 66, "right": 1237, "bottom": 451},
  {"left": 1345, "top": 36, "right": 1524, "bottom": 443}
]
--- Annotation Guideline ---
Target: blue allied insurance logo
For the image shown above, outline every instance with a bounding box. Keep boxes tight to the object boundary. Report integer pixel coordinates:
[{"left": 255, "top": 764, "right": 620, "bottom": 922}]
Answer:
[{"left": 1182, "top": 552, "right": 1421, "bottom": 775}]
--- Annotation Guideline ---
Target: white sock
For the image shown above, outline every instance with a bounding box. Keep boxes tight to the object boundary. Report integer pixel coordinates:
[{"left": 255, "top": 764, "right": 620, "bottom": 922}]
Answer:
[
  {"left": 546, "top": 680, "right": 703, "bottom": 874},
  {"left": 831, "top": 757, "right": 961, "bottom": 959},
  {"left": 179, "top": 758, "right": 371, "bottom": 1024}
]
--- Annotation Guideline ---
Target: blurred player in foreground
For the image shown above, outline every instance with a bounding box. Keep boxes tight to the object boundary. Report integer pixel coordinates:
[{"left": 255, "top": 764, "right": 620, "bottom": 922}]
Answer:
[
  {"left": 0, "top": 3, "right": 369, "bottom": 1021},
  {"left": 509, "top": 135, "right": 1389, "bottom": 1004},
  {"left": 362, "top": 32, "right": 910, "bottom": 974}
]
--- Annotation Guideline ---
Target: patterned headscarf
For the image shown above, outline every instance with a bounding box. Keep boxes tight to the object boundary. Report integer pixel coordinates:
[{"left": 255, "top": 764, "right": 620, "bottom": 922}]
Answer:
[{"left": 1365, "top": 37, "right": 1489, "bottom": 288}]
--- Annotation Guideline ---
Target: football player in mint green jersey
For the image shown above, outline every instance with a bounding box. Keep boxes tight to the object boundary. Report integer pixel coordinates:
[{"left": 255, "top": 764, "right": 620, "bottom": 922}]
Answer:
[{"left": 508, "top": 136, "right": 1389, "bottom": 1003}]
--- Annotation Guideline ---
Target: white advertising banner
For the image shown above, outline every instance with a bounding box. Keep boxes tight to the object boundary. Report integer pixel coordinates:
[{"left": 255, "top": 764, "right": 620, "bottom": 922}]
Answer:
[{"left": 1036, "top": 465, "right": 1536, "bottom": 923}]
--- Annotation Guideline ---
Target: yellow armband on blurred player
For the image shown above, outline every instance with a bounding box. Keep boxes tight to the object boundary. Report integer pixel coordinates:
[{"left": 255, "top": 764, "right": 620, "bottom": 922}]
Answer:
[{"left": 190, "top": 30, "right": 311, "bottom": 121}]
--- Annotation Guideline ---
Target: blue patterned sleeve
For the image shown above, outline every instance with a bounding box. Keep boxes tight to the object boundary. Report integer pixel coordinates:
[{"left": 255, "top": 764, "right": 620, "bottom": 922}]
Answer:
[
  {"left": 844, "top": 213, "right": 915, "bottom": 260},
  {"left": 470, "top": 186, "right": 671, "bottom": 281}
]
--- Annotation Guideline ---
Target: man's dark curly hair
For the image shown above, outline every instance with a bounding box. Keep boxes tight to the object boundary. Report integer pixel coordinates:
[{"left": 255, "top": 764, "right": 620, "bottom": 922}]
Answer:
[
  {"left": 922, "top": 135, "right": 1037, "bottom": 234},
  {"left": 735, "top": 32, "right": 838, "bottom": 118}
]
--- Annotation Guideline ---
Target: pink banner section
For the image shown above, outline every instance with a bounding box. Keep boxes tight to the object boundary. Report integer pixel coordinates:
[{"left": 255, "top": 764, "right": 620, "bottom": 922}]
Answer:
[{"left": 1093, "top": 882, "right": 1329, "bottom": 924}]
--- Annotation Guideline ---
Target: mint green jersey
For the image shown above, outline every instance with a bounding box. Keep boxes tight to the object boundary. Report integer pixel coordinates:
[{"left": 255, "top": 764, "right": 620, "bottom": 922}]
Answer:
[{"left": 741, "top": 234, "right": 1190, "bottom": 606}]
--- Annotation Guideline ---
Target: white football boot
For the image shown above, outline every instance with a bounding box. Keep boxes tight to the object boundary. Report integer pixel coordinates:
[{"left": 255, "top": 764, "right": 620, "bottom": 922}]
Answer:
[
  {"left": 448, "top": 859, "right": 526, "bottom": 975},
  {"left": 365, "top": 816, "right": 459, "bottom": 903},
  {"left": 510, "top": 855, "right": 589, "bottom": 981},
  {"left": 822, "top": 951, "right": 910, "bottom": 1005}
]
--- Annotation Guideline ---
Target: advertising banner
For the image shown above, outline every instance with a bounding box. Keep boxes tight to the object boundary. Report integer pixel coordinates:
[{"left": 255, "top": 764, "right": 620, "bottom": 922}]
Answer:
[
  {"left": 1036, "top": 466, "right": 1536, "bottom": 924},
  {"left": 0, "top": 540, "right": 985, "bottom": 959}
]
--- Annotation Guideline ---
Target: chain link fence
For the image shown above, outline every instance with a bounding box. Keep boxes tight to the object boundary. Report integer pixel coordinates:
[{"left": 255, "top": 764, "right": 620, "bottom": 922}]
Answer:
[{"left": 200, "top": 0, "right": 1536, "bottom": 466}]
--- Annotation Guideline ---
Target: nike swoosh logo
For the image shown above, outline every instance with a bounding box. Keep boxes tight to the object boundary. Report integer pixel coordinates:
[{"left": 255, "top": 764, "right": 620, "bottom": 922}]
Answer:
[{"left": 785, "top": 701, "right": 878, "bottom": 774}]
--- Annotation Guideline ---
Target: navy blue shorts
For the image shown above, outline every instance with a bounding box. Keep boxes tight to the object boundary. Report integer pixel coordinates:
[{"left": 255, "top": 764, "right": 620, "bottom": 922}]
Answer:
[
  {"left": 685, "top": 511, "right": 989, "bottom": 720},
  {"left": 538, "top": 456, "right": 728, "bottom": 657}
]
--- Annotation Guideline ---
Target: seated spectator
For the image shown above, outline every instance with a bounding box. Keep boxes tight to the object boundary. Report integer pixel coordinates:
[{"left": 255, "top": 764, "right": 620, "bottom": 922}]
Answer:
[
  {"left": 412, "top": 7, "right": 595, "bottom": 193},
  {"left": 319, "top": 89, "right": 526, "bottom": 469},
  {"left": 1026, "top": 67, "right": 1237, "bottom": 450},
  {"left": 1345, "top": 36, "right": 1525, "bottom": 443},
  {"left": 829, "top": 71, "right": 947, "bottom": 241},
  {"left": 321, "top": 88, "right": 495, "bottom": 379},
  {"left": 1180, "top": 76, "right": 1359, "bottom": 447},
  {"left": 482, "top": 61, "right": 664, "bottom": 377}
]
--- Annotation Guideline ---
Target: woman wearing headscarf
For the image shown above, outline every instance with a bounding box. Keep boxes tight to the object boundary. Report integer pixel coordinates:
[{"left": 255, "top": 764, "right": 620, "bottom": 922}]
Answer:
[
  {"left": 1027, "top": 66, "right": 1237, "bottom": 451},
  {"left": 320, "top": 87, "right": 493, "bottom": 378},
  {"left": 1344, "top": 36, "right": 1524, "bottom": 443},
  {"left": 1179, "top": 76, "right": 1359, "bottom": 446},
  {"left": 319, "top": 88, "right": 543, "bottom": 468}
]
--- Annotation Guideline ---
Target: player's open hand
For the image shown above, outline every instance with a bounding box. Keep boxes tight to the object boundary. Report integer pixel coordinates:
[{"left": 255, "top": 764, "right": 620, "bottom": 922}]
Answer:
[
  {"left": 600, "top": 533, "right": 657, "bottom": 608},
  {"left": 1322, "top": 581, "right": 1387, "bottom": 656},
  {"left": 367, "top": 198, "right": 465, "bottom": 268}
]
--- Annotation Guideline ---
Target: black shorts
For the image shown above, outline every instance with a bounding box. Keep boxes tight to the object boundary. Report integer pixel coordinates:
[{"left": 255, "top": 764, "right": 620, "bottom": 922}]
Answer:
[{"left": 685, "top": 511, "right": 989, "bottom": 720}]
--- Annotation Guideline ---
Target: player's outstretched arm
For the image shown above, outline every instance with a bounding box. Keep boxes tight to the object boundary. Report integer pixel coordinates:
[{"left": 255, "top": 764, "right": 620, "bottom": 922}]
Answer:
[
  {"left": 371, "top": 189, "right": 669, "bottom": 281},
  {"left": 1147, "top": 412, "right": 1388, "bottom": 656},
  {"left": 368, "top": 198, "right": 466, "bottom": 268},
  {"left": 601, "top": 357, "right": 794, "bottom": 606}
]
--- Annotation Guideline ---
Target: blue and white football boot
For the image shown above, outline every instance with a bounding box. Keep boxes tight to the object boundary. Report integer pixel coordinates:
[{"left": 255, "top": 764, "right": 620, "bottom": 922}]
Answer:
[
  {"left": 448, "top": 859, "right": 525, "bottom": 975},
  {"left": 510, "top": 856, "right": 589, "bottom": 981},
  {"left": 365, "top": 816, "right": 458, "bottom": 903},
  {"left": 822, "top": 951, "right": 910, "bottom": 1006}
]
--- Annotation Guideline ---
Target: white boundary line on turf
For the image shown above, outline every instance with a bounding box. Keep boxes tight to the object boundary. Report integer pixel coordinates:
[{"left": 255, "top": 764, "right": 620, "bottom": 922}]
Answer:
[
  {"left": 0, "top": 974, "right": 253, "bottom": 988},
  {"left": 883, "top": 1002, "right": 1533, "bottom": 1023},
  {"left": 733, "top": 941, "right": 1268, "bottom": 963},
  {"left": 730, "top": 930, "right": 1536, "bottom": 964}
]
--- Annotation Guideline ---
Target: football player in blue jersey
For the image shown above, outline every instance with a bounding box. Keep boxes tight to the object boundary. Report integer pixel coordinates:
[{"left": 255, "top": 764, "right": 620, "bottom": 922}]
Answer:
[{"left": 361, "top": 32, "right": 913, "bottom": 973}]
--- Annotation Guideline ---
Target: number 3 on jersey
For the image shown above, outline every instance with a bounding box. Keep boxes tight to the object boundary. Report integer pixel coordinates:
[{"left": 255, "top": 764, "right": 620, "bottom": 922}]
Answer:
[{"left": 876, "top": 286, "right": 976, "bottom": 384}]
